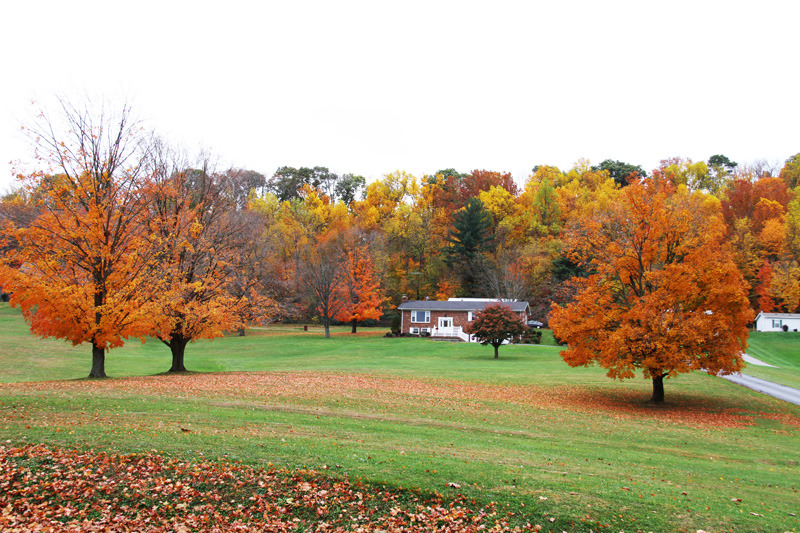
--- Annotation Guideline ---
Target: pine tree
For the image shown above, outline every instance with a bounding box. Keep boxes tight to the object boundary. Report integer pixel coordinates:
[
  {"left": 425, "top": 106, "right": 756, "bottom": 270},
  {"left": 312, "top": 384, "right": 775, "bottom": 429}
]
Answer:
[{"left": 444, "top": 197, "right": 492, "bottom": 295}]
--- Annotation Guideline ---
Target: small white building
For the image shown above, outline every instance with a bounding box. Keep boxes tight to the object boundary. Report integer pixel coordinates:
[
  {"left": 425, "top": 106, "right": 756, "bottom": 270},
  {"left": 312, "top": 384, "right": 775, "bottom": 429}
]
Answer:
[{"left": 754, "top": 312, "right": 800, "bottom": 332}]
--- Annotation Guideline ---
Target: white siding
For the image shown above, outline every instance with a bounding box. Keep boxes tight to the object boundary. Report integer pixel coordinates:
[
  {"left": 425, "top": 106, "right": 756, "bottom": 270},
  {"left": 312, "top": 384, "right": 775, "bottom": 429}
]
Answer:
[{"left": 755, "top": 314, "right": 800, "bottom": 332}]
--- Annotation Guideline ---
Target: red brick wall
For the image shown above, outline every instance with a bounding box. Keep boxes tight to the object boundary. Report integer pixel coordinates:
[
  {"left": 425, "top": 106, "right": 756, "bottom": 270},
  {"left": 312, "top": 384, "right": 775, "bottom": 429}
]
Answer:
[
  {"left": 401, "top": 309, "right": 472, "bottom": 333},
  {"left": 401, "top": 308, "right": 527, "bottom": 334}
]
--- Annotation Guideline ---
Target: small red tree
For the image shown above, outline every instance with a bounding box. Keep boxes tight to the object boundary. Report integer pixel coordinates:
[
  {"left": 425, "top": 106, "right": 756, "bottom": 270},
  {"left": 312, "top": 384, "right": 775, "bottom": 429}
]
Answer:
[{"left": 464, "top": 303, "right": 526, "bottom": 359}]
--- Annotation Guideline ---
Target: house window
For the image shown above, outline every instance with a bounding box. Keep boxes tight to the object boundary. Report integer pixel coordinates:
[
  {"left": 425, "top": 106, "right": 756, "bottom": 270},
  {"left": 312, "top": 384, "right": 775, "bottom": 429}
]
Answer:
[
  {"left": 411, "top": 310, "right": 430, "bottom": 323},
  {"left": 410, "top": 327, "right": 419, "bottom": 334},
  {"left": 773, "top": 319, "right": 783, "bottom": 329},
  {"left": 467, "top": 312, "right": 474, "bottom": 321}
]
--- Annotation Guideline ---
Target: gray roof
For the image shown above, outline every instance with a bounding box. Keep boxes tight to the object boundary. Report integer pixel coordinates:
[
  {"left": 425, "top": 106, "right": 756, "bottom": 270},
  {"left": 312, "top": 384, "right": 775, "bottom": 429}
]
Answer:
[
  {"left": 756, "top": 312, "right": 800, "bottom": 320},
  {"left": 398, "top": 299, "right": 529, "bottom": 313}
]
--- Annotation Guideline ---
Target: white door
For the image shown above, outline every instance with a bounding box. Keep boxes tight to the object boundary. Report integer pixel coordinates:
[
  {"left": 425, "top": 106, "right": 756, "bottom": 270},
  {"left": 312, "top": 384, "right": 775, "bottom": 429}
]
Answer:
[{"left": 438, "top": 317, "right": 454, "bottom": 334}]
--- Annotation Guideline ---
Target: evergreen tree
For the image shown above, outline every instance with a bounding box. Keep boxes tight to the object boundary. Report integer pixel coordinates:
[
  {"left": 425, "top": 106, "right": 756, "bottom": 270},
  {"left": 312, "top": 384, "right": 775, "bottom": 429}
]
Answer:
[{"left": 444, "top": 197, "right": 492, "bottom": 295}]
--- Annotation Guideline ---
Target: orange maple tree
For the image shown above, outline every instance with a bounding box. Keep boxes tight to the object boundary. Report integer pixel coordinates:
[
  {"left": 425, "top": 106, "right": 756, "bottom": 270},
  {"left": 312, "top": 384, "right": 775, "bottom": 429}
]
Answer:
[
  {"left": 334, "top": 246, "right": 386, "bottom": 333},
  {"left": 549, "top": 179, "right": 753, "bottom": 403},
  {"left": 0, "top": 102, "right": 156, "bottom": 378}
]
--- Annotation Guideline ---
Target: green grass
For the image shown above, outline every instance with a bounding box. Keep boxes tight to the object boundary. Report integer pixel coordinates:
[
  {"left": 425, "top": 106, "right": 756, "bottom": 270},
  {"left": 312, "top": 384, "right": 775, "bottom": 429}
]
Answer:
[
  {"left": 744, "top": 331, "right": 800, "bottom": 389},
  {"left": 1, "top": 303, "right": 799, "bottom": 532}
]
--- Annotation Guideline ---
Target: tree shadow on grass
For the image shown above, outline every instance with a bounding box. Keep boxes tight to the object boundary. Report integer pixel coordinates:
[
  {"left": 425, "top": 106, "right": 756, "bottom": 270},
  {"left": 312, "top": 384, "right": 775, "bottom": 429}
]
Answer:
[{"left": 558, "top": 386, "right": 778, "bottom": 428}]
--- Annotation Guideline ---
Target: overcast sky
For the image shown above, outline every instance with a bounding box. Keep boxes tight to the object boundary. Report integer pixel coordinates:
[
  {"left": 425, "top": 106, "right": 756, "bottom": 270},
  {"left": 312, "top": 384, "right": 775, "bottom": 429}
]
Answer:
[{"left": 1, "top": 0, "right": 798, "bottom": 192}]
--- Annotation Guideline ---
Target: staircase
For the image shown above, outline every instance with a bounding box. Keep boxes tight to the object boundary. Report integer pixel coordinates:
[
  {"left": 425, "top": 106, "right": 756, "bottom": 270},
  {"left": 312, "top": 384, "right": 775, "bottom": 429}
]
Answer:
[{"left": 430, "top": 326, "right": 472, "bottom": 342}]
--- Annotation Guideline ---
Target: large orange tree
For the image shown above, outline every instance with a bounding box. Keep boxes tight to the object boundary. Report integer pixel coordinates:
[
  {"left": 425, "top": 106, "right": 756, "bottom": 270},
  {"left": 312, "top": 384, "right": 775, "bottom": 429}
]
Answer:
[
  {"left": 550, "top": 179, "right": 753, "bottom": 403},
  {"left": 0, "top": 101, "right": 156, "bottom": 378}
]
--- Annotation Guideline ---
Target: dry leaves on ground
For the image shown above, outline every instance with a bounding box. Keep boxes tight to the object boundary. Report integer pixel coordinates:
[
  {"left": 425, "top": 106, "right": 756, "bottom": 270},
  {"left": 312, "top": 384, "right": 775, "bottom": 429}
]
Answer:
[{"left": 0, "top": 444, "right": 543, "bottom": 532}]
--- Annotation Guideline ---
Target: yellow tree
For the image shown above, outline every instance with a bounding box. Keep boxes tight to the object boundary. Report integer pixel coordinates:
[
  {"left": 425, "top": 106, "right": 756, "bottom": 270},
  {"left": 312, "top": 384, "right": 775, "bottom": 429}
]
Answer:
[
  {"left": 550, "top": 180, "right": 753, "bottom": 403},
  {"left": 0, "top": 100, "right": 156, "bottom": 378},
  {"left": 768, "top": 260, "right": 800, "bottom": 312}
]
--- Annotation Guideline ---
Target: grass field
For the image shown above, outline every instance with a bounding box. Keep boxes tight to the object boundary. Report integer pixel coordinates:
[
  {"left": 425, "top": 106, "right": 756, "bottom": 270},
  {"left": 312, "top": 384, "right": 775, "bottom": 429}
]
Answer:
[
  {"left": 744, "top": 331, "right": 800, "bottom": 390},
  {"left": 1, "top": 303, "right": 799, "bottom": 532}
]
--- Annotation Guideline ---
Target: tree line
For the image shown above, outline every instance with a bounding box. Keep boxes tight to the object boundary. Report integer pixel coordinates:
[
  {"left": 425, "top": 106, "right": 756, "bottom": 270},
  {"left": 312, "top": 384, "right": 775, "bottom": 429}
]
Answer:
[{"left": 1, "top": 100, "right": 798, "bottom": 398}]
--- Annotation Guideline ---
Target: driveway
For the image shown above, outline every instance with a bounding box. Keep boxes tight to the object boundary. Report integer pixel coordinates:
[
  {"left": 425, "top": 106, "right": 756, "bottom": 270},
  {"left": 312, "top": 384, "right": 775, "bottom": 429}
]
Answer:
[
  {"left": 718, "top": 354, "right": 800, "bottom": 407},
  {"left": 720, "top": 372, "right": 800, "bottom": 406}
]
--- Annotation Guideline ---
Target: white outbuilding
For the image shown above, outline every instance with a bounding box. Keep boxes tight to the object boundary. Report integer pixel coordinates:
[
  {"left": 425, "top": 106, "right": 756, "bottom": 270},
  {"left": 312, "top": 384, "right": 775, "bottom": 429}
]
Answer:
[{"left": 754, "top": 312, "right": 800, "bottom": 332}]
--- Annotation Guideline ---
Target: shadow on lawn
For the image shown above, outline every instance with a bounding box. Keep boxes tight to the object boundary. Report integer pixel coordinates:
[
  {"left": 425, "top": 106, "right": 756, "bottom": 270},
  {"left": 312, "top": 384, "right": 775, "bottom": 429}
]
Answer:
[{"left": 560, "top": 386, "right": 777, "bottom": 429}]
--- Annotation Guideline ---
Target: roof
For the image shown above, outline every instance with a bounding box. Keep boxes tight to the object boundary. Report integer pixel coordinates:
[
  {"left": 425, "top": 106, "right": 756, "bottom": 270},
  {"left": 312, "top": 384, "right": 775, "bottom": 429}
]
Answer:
[
  {"left": 755, "top": 312, "right": 800, "bottom": 320},
  {"left": 398, "top": 299, "right": 529, "bottom": 313}
]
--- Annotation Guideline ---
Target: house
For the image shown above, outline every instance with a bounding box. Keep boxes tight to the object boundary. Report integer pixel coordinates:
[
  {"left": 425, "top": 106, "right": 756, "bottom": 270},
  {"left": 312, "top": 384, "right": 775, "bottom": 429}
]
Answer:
[
  {"left": 754, "top": 312, "right": 800, "bottom": 332},
  {"left": 397, "top": 296, "right": 530, "bottom": 342}
]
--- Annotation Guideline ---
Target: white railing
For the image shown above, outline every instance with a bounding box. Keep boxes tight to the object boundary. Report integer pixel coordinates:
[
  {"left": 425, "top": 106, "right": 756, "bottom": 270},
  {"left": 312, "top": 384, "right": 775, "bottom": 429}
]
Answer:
[{"left": 431, "top": 326, "right": 473, "bottom": 342}]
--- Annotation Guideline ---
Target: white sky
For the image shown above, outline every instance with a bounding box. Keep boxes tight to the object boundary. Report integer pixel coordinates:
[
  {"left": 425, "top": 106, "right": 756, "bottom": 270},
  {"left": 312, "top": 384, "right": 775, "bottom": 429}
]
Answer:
[{"left": 1, "top": 0, "right": 798, "bottom": 192}]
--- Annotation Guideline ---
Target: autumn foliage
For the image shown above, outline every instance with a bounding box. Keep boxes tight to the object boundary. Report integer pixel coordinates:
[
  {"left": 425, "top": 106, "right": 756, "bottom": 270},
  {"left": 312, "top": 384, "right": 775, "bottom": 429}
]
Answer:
[
  {"left": 334, "top": 246, "right": 386, "bottom": 332},
  {"left": 0, "top": 104, "right": 157, "bottom": 378},
  {"left": 0, "top": 103, "right": 278, "bottom": 377},
  {"left": 550, "top": 179, "right": 754, "bottom": 402}
]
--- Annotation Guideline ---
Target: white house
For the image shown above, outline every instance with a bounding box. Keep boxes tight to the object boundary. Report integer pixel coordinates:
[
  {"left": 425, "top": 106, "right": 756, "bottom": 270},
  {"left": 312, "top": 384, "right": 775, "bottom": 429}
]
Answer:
[{"left": 754, "top": 312, "right": 800, "bottom": 332}]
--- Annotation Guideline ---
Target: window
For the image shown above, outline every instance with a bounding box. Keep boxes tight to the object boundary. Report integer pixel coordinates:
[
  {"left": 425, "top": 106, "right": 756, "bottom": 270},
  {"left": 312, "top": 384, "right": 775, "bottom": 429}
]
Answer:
[
  {"left": 410, "top": 327, "right": 419, "bottom": 334},
  {"left": 411, "top": 310, "right": 430, "bottom": 323},
  {"left": 467, "top": 312, "right": 474, "bottom": 321},
  {"left": 773, "top": 319, "right": 783, "bottom": 329}
]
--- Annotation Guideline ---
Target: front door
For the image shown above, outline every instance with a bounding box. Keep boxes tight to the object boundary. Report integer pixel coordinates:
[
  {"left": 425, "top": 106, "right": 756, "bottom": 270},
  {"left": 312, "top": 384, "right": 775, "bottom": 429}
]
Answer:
[{"left": 438, "top": 317, "right": 453, "bottom": 333}]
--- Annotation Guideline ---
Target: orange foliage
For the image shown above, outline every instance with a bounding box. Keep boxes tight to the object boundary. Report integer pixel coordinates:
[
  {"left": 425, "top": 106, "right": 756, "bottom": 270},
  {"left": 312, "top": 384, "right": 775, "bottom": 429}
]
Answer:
[
  {"left": 755, "top": 260, "right": 776, "bottom": 312},
  {"left": 0, "top": 170, "right": 156, "bottom": 377},
  {"left": 146, "top": 169, "right": 275, "bottom": 371},
  {"left": 0, "top": 442, "right": 540, "bottom": 532},
  {"left": 758, "top": 217, "right": 786, "bottom": 260},
  {"left": 550, "top": 179, "right": 753, "bottom": 402},
  {"left": 721, "top": 176, "right": 791, "bottom": 230},
  {"left": 334, "top": 247, "right": 386, "bottom": 331}
]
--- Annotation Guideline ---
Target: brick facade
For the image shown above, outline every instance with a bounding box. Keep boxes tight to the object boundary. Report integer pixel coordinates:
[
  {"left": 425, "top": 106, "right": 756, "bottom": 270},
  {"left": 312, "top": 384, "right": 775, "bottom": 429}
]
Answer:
[
  {"left": 400, "top": 308, "right": 527, "bottom": 335},
  {"left": 401, "top": 309, "right": 473, "bottom": 334}
]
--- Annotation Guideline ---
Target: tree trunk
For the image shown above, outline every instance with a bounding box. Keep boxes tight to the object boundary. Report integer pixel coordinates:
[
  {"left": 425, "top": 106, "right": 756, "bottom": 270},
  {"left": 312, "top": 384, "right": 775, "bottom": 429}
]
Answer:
[
  {"left": 493, "top": 344, "right": 500, "bottom": 359},
  {"left": 168, "top": 334, "right": 189, "bottom": 372},
  {"left": 351, "top": 319, "right": 357, "bottom": 334},
  {"left": 324, "top": 323, "right": 331, "bottom": 339},
  {"left": 89, "top": 344, "right": 106, "bottom": 378},
  {"left": 651, "top": 373, "right": 666, "bottom": 403}
]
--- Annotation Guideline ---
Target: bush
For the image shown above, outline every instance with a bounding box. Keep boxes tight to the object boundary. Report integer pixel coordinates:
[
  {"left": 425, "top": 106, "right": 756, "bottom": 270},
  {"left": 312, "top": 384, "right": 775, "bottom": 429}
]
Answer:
[
  {"left": 390, "top": 314, "right": 401, "bottom": 335},
  {"left": 520, "top": 328, "right": 542, "bottom": 344}
]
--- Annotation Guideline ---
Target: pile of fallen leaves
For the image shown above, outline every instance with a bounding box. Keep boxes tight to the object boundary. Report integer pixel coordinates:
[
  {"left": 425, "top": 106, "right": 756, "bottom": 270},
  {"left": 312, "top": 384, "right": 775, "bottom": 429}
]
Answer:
[{"left": 0, "top": 444, "right": 543, "bottom": 532}]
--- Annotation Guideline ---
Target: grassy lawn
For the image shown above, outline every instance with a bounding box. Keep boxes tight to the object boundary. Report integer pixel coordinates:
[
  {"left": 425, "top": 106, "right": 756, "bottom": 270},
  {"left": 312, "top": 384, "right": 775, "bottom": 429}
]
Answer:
[
  {"left": 1, "top": 303, "right": 799, "bottom": 532},
  {"left": 744, "top": 331, "right": 800, "bottom": 390}
]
